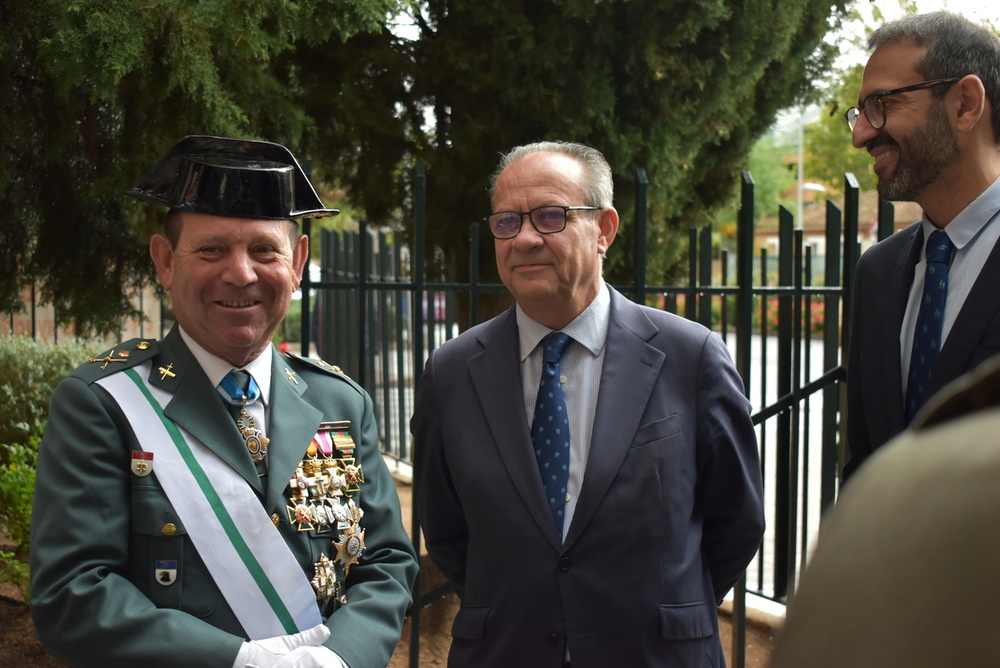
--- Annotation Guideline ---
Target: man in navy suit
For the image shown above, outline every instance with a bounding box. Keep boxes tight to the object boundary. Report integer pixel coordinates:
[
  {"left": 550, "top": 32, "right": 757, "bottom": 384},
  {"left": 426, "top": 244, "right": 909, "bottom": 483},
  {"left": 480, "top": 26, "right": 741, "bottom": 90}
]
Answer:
[
  {"left": 843, "top": 12, "right": 1000, "bottom": 481},
  {"left": 412, "top": 141, "right": 765, "bottom": 667}
]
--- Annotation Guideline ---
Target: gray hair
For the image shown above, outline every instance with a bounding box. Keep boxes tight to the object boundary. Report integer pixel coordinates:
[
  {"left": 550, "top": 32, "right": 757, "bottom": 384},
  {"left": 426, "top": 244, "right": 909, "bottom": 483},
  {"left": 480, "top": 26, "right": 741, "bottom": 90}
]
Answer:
[
  {"left": 869, "top": 11, "right": 1000, "bottom": 142},
  {"left": 488, "top": 141, "right": 614, "bottom": 208}
]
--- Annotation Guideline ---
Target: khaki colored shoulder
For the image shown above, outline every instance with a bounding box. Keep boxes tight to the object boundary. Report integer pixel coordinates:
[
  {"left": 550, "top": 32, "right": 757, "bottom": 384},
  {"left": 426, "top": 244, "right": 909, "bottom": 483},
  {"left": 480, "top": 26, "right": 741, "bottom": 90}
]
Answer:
[{"left": 70, "top": 338, "right": 160, "bottom": 384}]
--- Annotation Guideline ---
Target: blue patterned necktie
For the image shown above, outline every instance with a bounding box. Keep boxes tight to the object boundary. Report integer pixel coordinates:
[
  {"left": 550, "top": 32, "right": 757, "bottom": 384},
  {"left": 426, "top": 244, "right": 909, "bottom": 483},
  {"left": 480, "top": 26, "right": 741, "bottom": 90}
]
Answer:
[
  {"left": 531, "top": 332, "right": 573, "bottom": 537},
  {"left": 905, "top": 229, "right": 954, "bottom": 423}
]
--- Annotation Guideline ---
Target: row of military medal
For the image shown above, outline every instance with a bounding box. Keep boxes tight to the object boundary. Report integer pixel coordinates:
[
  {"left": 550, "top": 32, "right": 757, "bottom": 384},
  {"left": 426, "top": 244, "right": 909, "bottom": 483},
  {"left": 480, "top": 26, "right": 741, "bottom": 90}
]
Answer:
[{"left": 289, "top": 421, "right": 368, "bottom": 603}]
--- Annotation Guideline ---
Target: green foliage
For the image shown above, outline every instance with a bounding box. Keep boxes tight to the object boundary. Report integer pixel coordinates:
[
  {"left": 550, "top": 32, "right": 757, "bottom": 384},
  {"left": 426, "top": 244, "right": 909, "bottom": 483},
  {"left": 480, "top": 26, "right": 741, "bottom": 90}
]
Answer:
[
  {"left": 0, "top": 552, "right": 30, "bottom": 599},
  {"left": 3, "top": 0, "right": 847, "bottom": 332},
  {"left": 280, "top": 297, "right": 304, "bottom": 345},
  {"left": 1, "top": 0, "right": 399, "bottom": 336},
  {"left": 406, "top": 0, "right": 848, "bottom": 285},
  {"left": 0, "top": 441, "right": 37, "bottom": 549},
  {"left": 749, "top": 137, "right": 798, "bottom": 216},
  {"left": 0, "top": 336, "right": 101, "bottom": 601},
  {"left": 0, "top": 337, "right": 100, "bottom": 445},
  {"left": 708, "top": 130, "right": 799, "bottom": 250},
  {"left": 805, "top": 64, "right": 878, "bottom": 192},
  {"left": 0, "top": 441, "right": 37, "bottom": 601}
]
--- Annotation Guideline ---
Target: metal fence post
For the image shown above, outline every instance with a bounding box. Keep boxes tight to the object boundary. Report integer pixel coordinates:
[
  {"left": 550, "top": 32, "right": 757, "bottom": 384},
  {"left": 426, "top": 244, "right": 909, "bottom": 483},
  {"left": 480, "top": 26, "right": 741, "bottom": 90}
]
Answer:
[
  {"left": 409, "top": 162, "right": 427, "bottom": 668},
  {"left": 732, "top": 170, "right": 755, "bottom": 668},
  {"left": 634, "top": 168, "right": 648, "bottom": 303}
]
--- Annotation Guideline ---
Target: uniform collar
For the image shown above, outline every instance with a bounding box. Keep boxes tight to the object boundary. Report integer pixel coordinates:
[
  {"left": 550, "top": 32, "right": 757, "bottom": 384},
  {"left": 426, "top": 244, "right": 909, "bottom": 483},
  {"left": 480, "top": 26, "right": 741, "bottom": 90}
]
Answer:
[{"left": 178, "top": 326, "right": 273, "bottom": 406}]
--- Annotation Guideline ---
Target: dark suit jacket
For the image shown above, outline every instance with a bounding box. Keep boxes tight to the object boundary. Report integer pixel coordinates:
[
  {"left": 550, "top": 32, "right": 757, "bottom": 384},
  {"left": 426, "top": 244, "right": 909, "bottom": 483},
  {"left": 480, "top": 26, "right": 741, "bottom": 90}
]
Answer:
[
  {"left": 843, "top": 222, "right": 1000, "bottom": 481},
  {"left": 30, "top": 326, "right": 417, "bottom": 668},
  {"left": 412, "top": 288, "right": 765, "bottom": 668}
]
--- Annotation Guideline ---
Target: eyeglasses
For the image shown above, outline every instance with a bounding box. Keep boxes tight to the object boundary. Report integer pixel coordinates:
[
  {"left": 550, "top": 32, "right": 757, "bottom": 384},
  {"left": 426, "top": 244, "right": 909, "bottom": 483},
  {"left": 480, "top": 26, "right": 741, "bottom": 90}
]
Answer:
[
  {"left": 486, "top": 205, "right": 601, "bottom": 239},
  {"left": 845, "top": 77, "right": 960, "bottom": 130}
]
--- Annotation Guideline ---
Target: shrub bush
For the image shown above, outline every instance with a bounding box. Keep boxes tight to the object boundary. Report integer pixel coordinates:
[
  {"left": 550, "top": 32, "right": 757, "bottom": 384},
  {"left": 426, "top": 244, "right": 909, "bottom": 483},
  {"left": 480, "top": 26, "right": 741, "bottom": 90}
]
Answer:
[
  {"left": 0, "top": 441, "right": 38, "bottom": 595},
  {"left": 0, "top": 336, "right": 100, "bottom": 600},
  {"left": 0, "top": 337, "right": 100, "bottom": 446}
]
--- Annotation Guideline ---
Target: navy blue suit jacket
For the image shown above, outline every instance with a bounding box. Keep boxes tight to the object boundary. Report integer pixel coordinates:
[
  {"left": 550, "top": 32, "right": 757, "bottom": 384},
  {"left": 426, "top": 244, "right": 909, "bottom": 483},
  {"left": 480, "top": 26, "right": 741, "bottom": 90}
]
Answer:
[
  {"left": 844, "top": 222, "right": 1000, "bottom": 481},
  {"left": 412, "top": 288, "right": 765, "bottom": 668}
]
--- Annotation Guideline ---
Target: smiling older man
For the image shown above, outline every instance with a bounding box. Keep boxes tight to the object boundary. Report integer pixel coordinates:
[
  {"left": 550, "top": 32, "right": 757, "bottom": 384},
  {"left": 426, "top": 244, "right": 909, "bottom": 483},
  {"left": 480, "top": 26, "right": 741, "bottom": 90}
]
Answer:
[
  {"left": 412, "top": 141, "right": 764, "bottom": 667},
  {"left": 30, "top": 136, "right": 417, "bottom": 668}
]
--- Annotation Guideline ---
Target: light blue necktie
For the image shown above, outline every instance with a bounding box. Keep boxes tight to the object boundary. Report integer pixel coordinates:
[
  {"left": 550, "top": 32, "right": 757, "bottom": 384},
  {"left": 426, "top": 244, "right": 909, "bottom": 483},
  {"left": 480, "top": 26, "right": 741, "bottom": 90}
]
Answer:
[
  {"left": 905, "top": 230, "right": 954, "bottom": 423},
  {"left": 218, "top": 370, "right": 260, "bottom": 409},
  {"left": 531, "top": 332, "right": 573, "bottom": 537}
]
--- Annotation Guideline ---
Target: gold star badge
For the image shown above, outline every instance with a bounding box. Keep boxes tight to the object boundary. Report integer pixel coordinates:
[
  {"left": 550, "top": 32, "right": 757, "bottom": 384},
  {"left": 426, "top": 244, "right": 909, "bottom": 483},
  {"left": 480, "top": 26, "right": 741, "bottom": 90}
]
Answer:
[{"left": 334, "top": 525, "right": 366, "bottom": 568}]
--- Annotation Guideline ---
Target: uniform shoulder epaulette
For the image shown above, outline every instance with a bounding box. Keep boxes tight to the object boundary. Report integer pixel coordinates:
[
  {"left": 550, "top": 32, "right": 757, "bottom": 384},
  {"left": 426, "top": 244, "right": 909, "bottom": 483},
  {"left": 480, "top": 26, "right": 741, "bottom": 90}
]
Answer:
[
  {"left": 282, "top": 351, "right": 355, "bottom": 382},
  {"left": 73, "top": 338, "right": 160, "bottom": 383}
]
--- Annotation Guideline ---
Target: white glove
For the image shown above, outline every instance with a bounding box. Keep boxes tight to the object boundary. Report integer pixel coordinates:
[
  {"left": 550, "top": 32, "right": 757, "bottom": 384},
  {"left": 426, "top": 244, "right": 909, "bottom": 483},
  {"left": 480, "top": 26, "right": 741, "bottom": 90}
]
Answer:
[
  {"left": 233, "top": 625, "right": 332, "bottom": 668},
  {"left": 273, "top": 645, "right": 349, "bottom": 668}
]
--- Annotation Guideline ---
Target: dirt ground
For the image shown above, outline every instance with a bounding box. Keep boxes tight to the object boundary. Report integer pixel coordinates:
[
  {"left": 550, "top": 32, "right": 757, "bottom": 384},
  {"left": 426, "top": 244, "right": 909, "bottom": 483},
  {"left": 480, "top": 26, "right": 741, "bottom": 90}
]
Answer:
[
  {"left": 0, "top": 587, "right": 68, "bottom": 667},
  {"left": 0, "top": 478, "right": 777, "bottom": 667}
]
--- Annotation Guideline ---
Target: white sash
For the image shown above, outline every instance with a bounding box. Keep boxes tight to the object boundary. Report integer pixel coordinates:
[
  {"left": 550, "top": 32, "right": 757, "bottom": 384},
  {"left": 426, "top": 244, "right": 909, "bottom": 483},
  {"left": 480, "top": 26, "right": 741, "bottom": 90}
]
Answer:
[{"left": 97, "top": 362, "right": 322, "bottom": 639}]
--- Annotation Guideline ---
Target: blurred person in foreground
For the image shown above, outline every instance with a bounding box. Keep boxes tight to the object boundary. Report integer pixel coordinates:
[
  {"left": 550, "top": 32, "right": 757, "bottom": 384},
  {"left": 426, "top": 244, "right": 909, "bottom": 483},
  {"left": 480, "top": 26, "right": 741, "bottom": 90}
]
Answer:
[
  {"left": 30, "top": 135, "right": 418, "bottom": 668},
  {"left": 772, "top": 352, "right": 1000, "bottom": 667},
  {"left": 843, "top": 11, "right": 1000, "bottom": 482},
  {"left": 411, "top": 140, "right": 765, "bottom": 667}
]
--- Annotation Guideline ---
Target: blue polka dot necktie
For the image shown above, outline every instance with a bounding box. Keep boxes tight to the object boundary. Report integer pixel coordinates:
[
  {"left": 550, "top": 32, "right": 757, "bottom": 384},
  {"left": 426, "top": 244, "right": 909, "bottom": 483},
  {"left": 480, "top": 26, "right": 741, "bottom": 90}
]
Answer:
[
  {"left": 905, "top": 230, "right": 954, "bottom": 423},
  {"left": 531, "top": 332, "right": 573, "bottom": 537}
]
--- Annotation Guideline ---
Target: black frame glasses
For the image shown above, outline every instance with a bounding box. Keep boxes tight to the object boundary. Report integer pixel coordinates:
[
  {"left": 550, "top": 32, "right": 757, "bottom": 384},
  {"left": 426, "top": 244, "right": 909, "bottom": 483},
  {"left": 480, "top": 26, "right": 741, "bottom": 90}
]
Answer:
[
  {"left": 486, "top": 205, "right": 601, "bottom": 239},
  {"left": 845, "top": 77, "right": 960, "bottom": 131}
]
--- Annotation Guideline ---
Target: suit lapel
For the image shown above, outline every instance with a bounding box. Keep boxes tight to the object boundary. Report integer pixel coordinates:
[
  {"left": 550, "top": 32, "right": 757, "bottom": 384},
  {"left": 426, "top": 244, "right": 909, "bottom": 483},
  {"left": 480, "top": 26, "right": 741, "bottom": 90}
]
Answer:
[
  {"left": 563, "top": 291, "right": 662, "bottom": 549},
  {"left": 468, "top": 310, "right": 561, "bottom": 548},
  {"left": 151, "top": 328, "right": 263, "bottom": 495},
  {"left": 882, "top": 225, "right": 923, "bottom": 427},
  {"left": 933, "top": 226, "right": 1000, "bottom": 393},
  {"left": 265, "top": 357, "right": 323, "bottom": 511}
]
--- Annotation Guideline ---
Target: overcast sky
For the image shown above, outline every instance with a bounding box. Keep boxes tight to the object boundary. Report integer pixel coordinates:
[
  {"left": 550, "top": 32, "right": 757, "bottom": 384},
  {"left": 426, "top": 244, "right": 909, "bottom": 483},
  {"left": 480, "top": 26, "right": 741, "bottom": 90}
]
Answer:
[{"left": 872, "top": 0, "right": 999, "bottom": 24}]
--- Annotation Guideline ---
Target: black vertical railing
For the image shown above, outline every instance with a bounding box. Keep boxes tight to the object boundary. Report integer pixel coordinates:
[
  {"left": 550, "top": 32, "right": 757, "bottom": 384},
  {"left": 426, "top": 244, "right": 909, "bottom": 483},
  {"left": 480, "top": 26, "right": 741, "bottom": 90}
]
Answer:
[
  {"left": 409, "top": 162, "right": 427, "bottom": 668},
  {"left": 298, "top": 162, "right": 879, "bottom": 668}
]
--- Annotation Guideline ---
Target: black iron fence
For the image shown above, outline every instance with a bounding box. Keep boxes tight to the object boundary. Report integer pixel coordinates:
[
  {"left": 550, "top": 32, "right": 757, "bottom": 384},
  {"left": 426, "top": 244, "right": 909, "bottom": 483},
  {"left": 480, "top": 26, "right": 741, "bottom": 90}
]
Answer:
[
  {"left": 0, "top": 160, "right": 900, "bottom": 666},
  {"left": 298, "top": 164, "right": 877, "bottom": 667}
]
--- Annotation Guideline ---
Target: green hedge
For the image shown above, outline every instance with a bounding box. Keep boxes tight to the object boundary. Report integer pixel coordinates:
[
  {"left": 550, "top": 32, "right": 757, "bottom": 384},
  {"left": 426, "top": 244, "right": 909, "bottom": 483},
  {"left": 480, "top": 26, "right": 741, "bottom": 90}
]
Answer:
[
  {"left": 0, "top": 336, "right": 100, "bottom": 600},
  {"left": 0, "top": 337, "right": 100, "bottom": 446}
]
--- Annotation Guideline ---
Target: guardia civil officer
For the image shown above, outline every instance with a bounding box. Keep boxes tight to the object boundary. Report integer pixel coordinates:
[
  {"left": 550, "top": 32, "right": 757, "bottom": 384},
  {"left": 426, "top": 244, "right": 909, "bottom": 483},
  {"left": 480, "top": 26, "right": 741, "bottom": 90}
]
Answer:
[{"left": 30, "top": 136, "right": 418, "bottom": 668}]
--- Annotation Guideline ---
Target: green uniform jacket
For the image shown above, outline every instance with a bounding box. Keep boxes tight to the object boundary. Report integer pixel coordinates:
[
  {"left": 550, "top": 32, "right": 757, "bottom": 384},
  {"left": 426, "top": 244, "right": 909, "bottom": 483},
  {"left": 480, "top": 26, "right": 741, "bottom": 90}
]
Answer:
[{"left": 30, "top": 327, "right": 417, "bottom": 668}]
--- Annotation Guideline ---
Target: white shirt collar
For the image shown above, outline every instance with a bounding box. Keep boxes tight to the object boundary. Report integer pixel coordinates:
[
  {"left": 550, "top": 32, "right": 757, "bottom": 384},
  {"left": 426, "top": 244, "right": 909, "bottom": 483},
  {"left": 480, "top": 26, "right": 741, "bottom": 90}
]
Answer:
[
  {"left": 920, "top": 174, "right": 1000, "bottom": 250},
  {"left": 178, "top": 327, "right": 273, "bottom": 406},
  {"left": 516, "top": 280, "right": 610, "bottom": 361}
]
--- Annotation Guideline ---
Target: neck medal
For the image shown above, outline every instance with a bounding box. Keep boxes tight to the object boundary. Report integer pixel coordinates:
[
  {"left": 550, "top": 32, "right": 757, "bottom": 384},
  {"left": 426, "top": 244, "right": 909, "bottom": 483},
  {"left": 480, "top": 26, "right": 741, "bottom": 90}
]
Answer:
[
  {"left": 288, "top": 420, "right": 366, "bottom": 606},
  {"left": 236, "top": 398, "right": 269, "bottom": 463}
]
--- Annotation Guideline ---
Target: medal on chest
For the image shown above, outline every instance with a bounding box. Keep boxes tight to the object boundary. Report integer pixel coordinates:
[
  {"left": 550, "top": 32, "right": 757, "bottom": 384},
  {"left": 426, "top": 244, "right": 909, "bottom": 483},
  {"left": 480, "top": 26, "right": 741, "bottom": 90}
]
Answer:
[{"left": 287, "top": 420, "right": 367, "bottom": 605}]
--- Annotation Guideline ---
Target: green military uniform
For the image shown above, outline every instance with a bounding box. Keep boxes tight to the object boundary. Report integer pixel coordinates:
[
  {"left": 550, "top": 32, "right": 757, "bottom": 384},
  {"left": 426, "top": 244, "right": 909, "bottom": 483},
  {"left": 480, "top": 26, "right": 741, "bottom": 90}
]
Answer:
[{"left": 30, "top": 326, "right": 417, "bottom": 667}]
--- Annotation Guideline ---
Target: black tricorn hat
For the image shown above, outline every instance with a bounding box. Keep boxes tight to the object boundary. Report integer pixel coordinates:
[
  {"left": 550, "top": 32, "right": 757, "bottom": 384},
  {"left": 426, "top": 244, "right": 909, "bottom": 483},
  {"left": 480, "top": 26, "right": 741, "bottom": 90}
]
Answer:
[{"left": 127, "top": 135, "right": 339, "bottom": 219}]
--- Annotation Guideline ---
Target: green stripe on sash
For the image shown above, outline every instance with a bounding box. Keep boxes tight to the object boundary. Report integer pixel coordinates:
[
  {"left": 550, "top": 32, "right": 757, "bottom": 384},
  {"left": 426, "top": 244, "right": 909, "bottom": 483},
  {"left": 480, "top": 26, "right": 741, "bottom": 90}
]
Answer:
[{"left": 123, "top": 368, "right": 299, "bottom": 634}]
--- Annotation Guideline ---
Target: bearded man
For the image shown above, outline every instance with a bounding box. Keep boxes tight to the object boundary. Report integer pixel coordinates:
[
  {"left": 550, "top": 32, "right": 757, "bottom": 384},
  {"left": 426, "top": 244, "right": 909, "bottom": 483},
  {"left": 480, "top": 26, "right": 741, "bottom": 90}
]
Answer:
[{"left": 842, "top": 12, "right": 1000, "bottom": 482}]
